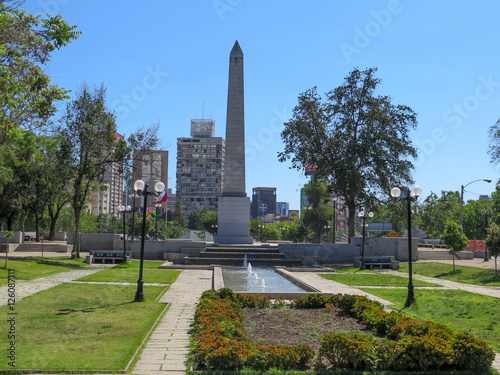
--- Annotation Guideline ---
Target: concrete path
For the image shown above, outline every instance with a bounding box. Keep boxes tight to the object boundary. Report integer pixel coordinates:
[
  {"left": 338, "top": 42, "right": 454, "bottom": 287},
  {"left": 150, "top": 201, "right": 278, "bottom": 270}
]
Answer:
[{"left": 131, "top": 270, "right": 212, "bottom": 375}]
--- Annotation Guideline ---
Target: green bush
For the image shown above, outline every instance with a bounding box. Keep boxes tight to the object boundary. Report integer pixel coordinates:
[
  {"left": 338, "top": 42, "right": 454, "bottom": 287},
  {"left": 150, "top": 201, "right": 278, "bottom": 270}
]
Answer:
[
  {"left": 236, "top": 293, "right": 271, "bottom": 308},
  {"left": 391, "top": 336, "right": 453, "bottom": 371},
  {"left": 292, "top": 293, "right": 328, "bottom": 308},
  {"left": 451, "top": 331, "right": 496, "bottom": 371},
  {"left": 317, "top": 332, "right": 375, "bottom": 370}
]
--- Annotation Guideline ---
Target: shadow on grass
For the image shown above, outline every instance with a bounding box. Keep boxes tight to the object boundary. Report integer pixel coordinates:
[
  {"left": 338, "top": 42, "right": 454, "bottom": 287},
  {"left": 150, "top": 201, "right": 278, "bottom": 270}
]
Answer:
[
  {"left": 434, "top": 269, "right": 462, "bottom": 278},
  {"left": 55, "top": 301, "right": 135, "bottom": 316},
  {"left": 12, "top": 257, "right": 86, "bottom": 269}
]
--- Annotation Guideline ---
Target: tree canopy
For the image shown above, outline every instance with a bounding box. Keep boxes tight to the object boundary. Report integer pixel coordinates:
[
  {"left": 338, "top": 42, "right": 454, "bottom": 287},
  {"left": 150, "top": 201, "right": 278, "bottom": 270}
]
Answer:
[{"left": 279, "top": 67, "right": 418, "bottom": 241}]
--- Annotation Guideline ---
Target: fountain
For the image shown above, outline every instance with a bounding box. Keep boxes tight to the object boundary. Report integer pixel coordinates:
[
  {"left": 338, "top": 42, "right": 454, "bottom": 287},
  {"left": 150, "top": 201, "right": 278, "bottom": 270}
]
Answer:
[
  {"left": 243, "top": 255, "right": 248, "bottom": 269},
  {"left": 221, "top": 266, "right": 307, "bottom": 293}
]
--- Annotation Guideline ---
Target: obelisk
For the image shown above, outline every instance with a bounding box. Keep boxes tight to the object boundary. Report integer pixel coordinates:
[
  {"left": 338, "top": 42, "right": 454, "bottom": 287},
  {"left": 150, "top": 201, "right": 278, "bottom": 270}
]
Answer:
[{"left": 215, "top": 40, "right": 253, "bottom": 244}]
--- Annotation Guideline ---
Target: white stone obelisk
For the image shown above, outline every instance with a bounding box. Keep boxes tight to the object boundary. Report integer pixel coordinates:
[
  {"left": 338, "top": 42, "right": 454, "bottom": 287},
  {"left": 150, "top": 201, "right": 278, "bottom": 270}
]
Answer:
[{"left": 215, "top": 41, "right": 253, "bottom": 244}]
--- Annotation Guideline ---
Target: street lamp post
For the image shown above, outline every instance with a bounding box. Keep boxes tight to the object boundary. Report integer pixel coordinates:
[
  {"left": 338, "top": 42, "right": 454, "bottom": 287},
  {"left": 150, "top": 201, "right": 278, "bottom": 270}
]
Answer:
[
  {"left": 323, "top": 225, "right": 331, "bottom": 243},
  {"left": 118, "top": 205, "right": 131, "bottom": 263},
  {"left": 128, "top": 193, "right": 140, "bottom": 240},
  {"left": 460, "top": 179, "right": 492, "bottom": 230},
  {"left": 258, "top": 224, "right": 265, "bottom": 241},
  {"left": 133, "top": 179, "right": 165, "bottom": 302},
  {"left": 357, "top": 210, "right": 373, "bottom": 270},
  {"left": 391, "top": 185, "right": 422, "bottom": 307}
]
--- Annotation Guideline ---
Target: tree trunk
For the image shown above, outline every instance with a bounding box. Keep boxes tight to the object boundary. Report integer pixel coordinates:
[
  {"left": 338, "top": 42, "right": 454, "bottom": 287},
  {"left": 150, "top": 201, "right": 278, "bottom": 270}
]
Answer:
[
  {"left": 71, "top": 206, "right": 81, "bottom": 259},
  {"left": 48, "top": 204, "right": 64, "bottom": 241},
  {"left": 347, "top": 200, "right": 356, "bottom": 244}
]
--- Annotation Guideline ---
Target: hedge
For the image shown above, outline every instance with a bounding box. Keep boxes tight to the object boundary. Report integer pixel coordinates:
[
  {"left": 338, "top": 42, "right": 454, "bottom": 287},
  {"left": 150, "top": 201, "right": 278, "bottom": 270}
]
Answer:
[{"left": 190, "top": 289, "right": 495, "bottom": 372}]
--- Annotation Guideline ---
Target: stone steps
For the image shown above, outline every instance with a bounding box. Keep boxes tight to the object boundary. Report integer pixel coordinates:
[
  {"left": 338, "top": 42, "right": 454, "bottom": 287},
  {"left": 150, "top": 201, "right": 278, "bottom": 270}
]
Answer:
[
  {"left": 199, "top": 251, "right": 286, "bottom": 259},
  {"left": 12, "top": 243, "right": 68, "bottom": 253},
  {"left": 184, "top": 257, "right": 302, "bottom": 266}
]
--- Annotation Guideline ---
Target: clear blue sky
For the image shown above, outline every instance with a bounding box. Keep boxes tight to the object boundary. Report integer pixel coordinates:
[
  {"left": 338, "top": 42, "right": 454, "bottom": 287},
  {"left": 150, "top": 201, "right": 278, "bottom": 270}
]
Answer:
[{"left": 25, "top": 0, "right": 500, "bottom": 209}]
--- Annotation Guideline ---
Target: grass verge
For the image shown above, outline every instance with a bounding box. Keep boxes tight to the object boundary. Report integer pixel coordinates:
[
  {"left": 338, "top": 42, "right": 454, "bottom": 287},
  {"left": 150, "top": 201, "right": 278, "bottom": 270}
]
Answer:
[
  {"left": 0, "top": 257, "right": 88, "bottom": 282},
  {"left": 399, "top": 262, "right": 500, "bottom": 286},
  {"left": 77, "top": 268, "right": 181, "bottom": 283},
  {"left": 319, "top": 272, "right": 440, "bottom": 287},
  {"left": 0, "top": 283, "right": 166, "bottom": 371},
  {"left": 362, "top": 288, "right": 500, "bottom": 352}
]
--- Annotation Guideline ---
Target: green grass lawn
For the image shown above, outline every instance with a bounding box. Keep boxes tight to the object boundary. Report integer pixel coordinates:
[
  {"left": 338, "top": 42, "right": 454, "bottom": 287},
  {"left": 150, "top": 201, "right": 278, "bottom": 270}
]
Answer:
[
  {"left": 319, "top": 272, "right": 440, "bottom": 287},
  {"left": 113, "top": 260, "right": 164, "bottom": 269},
  {"left": 399, "top": 262, "right": 500, "bottom": 286},
  {"left": 0, "top": 257, "right": 88, "bottom": 282},
  {"left": 0, "top": 283, "right": 167, "bottom": 371},
  {"left": 77, "top": 267, "right": 181, "bottom": 283},
  {"left": 364, "top": 288, "right": 500, "bottom": 352},
  {"left": 326, "top": 265, "right": 378, "bottom": 273}
]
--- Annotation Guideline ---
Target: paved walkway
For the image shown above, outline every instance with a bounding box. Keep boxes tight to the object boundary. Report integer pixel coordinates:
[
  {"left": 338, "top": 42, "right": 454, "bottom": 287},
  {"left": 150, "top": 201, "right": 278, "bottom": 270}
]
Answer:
[{"left": 131, "top": 269, "right": 213, "bottom": 375}]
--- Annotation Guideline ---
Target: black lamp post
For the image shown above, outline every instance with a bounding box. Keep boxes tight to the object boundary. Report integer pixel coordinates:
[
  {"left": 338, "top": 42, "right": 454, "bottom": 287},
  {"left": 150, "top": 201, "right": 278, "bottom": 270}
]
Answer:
[
  {"left": 358, "top": 210, "right": 373, "bottom": 270},
  {"left": 460, "top": 179, "right": 492, "bottom": 230},
  {"left": 258, "top": 224, "right": 265, "bottom": 241},
  {"left": 332, "top": 197, "right": 337, "bottom": 244},
  {"left": 391, "top": 185, "right": 422, "bottom": 307},
  {"left": 133, "top": 179, "right": 165, "bottom": 302},
  {"left": 118, "top": 205, "right": 131, "bottom": 263},
  {"left": 323, "top": 225, "right": 331, "bottom": 243},
  {"left": 129, "top": 193, "right": 140, "bottom": 240}
]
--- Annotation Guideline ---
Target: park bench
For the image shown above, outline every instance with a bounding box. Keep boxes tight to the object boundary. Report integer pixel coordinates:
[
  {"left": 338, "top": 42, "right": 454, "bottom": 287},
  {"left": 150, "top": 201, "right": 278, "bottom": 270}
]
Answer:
[
  {"left": 354, "top": 256, "right": 399, "bottom": 270},
  {"left": 86, "top": 250, "right": 128, "bottom": 264}
]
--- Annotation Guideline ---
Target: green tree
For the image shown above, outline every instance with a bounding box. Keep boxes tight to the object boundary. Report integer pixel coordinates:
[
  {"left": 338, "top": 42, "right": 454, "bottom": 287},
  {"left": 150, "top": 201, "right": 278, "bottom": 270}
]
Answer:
[
  {"left": 172, "top": 200, "right": 187, "bottom": 228},
  {"left": 201, "top": 211, "right": 218, "bottom": 237},
  {"left": 0, "top": 4, "right": 80, "bottom": 142},
  {"left": 279, "top": 67, "right": 417, "bottom": 242},
  {"left": 463, "top": 198, "right": 492, "bottom": 240},
  {"left": 188, "top": 207, "right": 209, "bottom": 230},
  {"left": 58, "top": 84, "right": 129, "bottom": 258},
  {"left": 485, "top": 222, "right": 500, "bottom": 278},
  {"left": 441, "top": 220, "right": 468, "bottom": 272},
  {"left": 420, "top": 191, "right": 460, "bottom": 239},
  {"left": 302, "top": 179, "right": 333, "bottom": 243}
]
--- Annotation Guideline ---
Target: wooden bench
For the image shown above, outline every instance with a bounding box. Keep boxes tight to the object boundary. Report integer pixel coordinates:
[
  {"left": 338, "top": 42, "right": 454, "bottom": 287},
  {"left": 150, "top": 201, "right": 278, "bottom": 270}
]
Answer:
[
  {"left": 354, "top": 256, "right": 399, "bottom": 270},
  {"left": 87, "top": 251, "right": 128, "bottom": 264}
]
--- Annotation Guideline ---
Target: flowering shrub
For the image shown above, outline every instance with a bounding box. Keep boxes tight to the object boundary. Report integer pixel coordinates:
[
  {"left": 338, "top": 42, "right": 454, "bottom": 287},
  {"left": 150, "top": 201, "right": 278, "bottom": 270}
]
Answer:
[
  {"left": 235, "top": 292, "right": 271, "bottom": 308},
  {"left": 191, "top": 290, "right": 495, "bottom": 372},
  {"left": 292, "top": 293, "right": 328, "bottom": 309}
]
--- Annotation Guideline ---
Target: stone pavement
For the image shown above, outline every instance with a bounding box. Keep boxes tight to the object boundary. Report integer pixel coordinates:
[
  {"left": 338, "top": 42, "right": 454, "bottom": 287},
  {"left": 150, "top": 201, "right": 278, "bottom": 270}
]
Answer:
[{"left": 131, "top": 269, "right": 213, "bottom": 375}]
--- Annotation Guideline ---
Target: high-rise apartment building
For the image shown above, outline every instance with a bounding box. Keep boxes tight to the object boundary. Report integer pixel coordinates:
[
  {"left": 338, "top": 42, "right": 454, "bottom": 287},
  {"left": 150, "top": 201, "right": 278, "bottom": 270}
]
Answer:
[
  {"left": 131, "top": 149, "right": 169, "bottom": 212},
  {"left": 88, "top": 133, "right": 125, "bottom": 216},
  {"left": 176, "top": 119, "right": 225, "bottom": 218}
]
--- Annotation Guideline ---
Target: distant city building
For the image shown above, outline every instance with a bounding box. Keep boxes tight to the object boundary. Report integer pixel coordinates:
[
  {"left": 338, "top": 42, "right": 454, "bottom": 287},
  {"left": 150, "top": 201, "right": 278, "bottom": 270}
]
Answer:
[
  {"left": 251, "top": 187, "right": 277, "bottom": 219},
  {"left": 166, "top": 188, "right": 176, "bottom": 213},
  {"left": 88, "top": 133, "right": 125, "bottom": 216},
  {"left": 276, "top": 201, "right": 289, "bottom": 217},
  {"left": 479, "top": 195, "right": 491, "bottom": 200},
  {"left": 176, "top": 119, "right": 225, "bottom": 218},
  {"left": 132, "top": 149, "right": 169, "bottom": 213}
]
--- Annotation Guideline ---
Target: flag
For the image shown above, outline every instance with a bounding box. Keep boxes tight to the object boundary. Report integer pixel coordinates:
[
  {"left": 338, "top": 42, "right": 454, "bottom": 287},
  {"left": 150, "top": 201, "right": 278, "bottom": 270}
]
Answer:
[{"left": 156, "top": 189, "right": 168, "bottom": 204}]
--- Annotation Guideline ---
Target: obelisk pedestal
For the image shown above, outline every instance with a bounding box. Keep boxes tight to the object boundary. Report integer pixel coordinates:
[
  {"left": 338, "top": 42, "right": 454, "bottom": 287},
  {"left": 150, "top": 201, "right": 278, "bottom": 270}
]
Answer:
[{"left": 215, "top": 41, "right": 253, "bottom": 244}]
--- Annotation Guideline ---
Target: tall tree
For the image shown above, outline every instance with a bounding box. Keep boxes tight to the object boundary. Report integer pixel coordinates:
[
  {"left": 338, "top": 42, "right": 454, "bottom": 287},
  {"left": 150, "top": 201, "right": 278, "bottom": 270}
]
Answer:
[
  {"left": 58, "top": 84, "right": 129, "bottom": 258},
  {"left": 0, "top": 3, "right": 80, "bottom": 142},
  {"left": 279, "top": 68, "right": 417, "bottom": 242}
]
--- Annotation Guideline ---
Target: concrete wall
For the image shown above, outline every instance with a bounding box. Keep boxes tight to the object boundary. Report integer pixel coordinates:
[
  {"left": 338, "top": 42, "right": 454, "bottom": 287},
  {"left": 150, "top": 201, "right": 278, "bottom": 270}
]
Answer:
[
  {"left": 130, "top": 239, "right": 206, "bottom": 260},
  {"left": 0, "top": 232, "right": 22, "bottom": 244},
  {"left": 351, "top": 237, "right": 419, "bottom": 261},
  {"left": 278, "top": 243, "right": 359, "bottom": 265}
]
